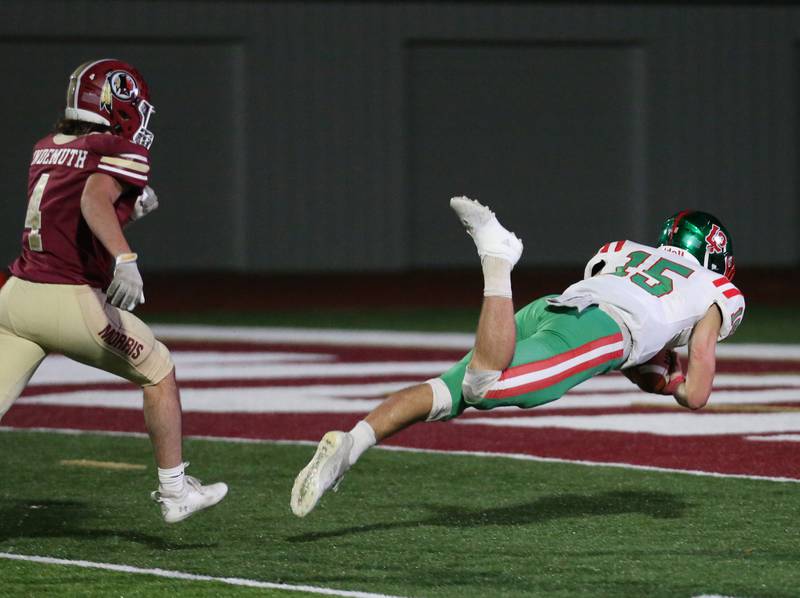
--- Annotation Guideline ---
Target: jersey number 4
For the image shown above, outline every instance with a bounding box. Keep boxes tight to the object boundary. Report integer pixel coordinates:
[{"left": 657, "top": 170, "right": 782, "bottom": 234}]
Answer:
[
  {"left": 24, "top": 173, "right": 49, "bottom": 252},
  {"left": 612, "top": 250, "right": 694, "bottom": 297}
]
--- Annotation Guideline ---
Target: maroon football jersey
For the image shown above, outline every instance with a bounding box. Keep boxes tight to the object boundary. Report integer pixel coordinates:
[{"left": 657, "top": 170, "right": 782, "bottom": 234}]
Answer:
[{"left": 10, "top": 133, "right": 150, "bottom": 289}]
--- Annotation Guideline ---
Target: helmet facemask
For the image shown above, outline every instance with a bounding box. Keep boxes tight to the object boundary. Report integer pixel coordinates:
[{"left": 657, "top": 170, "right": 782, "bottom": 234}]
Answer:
[{"left": 132, "top": 99, "right": 155, "bottom": 149}]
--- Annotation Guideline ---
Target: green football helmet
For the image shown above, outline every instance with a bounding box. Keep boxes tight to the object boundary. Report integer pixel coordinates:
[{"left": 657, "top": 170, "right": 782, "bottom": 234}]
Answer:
[{"left": 657, "top": 210, "right": 736, "bottom": 280}]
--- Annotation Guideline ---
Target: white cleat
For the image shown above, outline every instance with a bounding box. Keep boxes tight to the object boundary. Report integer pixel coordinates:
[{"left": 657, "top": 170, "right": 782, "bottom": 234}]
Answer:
[
  {"left": 450, "top": 196, "right": 523, "bottom": 267},
  {"left": 291, "top": 431, "right": 353, "bottom": 517},
  {"left": 151, "top": 475, "right": 228, "bottom": 524}
]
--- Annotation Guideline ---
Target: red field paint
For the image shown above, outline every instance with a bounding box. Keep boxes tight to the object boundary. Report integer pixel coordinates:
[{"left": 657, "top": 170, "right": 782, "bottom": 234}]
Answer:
[{"left": 4, "top": 333, "right": 800, "bottom": 480}]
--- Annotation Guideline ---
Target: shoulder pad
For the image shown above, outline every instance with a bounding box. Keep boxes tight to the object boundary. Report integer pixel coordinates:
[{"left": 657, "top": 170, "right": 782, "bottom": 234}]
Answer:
[
  {"left": 86, "top": 133, "right": 149, "bottom": 159},
  {"left": 597, "top": 240, "right": 628, "bottom": 255},
  {"left": 87, "top": 134, "right": 150, "bottom": 187},
  {"left": 585, "top": 240, "right": 627, "bottom": 278}
]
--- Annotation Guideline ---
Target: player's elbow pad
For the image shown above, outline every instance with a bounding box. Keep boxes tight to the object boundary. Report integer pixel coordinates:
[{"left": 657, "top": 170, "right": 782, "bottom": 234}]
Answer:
[{"left": 462, "top": 368, "right": 502, "bottom": 405}]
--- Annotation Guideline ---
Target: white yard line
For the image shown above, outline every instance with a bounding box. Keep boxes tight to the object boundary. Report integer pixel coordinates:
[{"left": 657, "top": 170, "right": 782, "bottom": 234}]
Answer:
[
  {"left": 2, "top": 426, "right": 798, "bottom": 484},
  {"left": 152, "top": 324, "right": 476, "bottom": 350},
  {"left": 0, "top": 552, "right": 409, "bottom": 598}
]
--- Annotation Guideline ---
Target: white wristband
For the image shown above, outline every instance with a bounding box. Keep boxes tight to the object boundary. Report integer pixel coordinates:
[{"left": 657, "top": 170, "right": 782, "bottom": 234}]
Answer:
[{"left": 115, "top": 252, "right": 138, "bottom": 266}]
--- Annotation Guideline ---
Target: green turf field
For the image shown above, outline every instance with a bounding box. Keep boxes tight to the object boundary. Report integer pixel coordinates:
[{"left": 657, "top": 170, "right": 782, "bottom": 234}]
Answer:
[
  {"left": 2, "top": 306, "right": 799, "bottom": 597},
  {"left": 1, "top": 430, "right": 799, "bottom": 598}
]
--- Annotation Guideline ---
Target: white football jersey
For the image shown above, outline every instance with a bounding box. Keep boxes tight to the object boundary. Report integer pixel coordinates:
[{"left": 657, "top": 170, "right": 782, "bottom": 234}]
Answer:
[{"left": 548, "top": 240, "right": 745, "bottom": 368}]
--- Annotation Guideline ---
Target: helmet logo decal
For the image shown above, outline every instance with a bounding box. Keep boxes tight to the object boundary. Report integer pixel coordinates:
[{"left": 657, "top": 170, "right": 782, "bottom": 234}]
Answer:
[
  {"left": 108, "top": 70, "right": 139, "bottom": 102},
  {"left": 705, "top": 224, "right": 728, "bottom": 254},
  {"left": 99, "top": 81, "right": 113, "bottom": 113}
]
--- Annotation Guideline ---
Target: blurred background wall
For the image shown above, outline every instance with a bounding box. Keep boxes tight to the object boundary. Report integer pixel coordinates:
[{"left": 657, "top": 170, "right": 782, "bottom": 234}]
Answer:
[{"left": 0, "top": 1, "right": 797, "bottom": 273}]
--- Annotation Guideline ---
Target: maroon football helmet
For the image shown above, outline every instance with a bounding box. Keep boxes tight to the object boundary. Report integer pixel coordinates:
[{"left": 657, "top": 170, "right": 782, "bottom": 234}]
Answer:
[{"left": 64, "top": 59, "right": 155, "bottom": 148}]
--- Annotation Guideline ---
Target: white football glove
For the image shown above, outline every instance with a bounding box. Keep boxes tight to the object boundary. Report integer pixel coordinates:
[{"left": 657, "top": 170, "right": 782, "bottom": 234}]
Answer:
[
  {"left": 131, "top": 186, "right": 159, "bottom": 221},
  {"left": 107, "top": 253, "right": 145, "bottom": 312}
]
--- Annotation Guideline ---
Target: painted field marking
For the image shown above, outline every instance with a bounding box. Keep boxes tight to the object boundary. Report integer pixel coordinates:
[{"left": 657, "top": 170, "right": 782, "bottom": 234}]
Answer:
[
  {"left": 0, "top": 552, "right": 410, "bottom": 598},
  {"left": 457, "top": 411, "right": 800, "bottom": 436},
  {"left": 29, "top": 354, "right": 455, "bottom": 385},
  {"left": 59, "top": 459, "right": 145, "bottom": 471},
  {"left": 148, "top": 324, "right": 800, "bottom": 360},
  {"left": 745, "top": 434, "right": 800, "bottom": 442},
  {"left": 3, "top": 426, "right": 799, "bottom": 484},
  {"left": 154, "top": 324, "right": 476, "bottom": 349}
]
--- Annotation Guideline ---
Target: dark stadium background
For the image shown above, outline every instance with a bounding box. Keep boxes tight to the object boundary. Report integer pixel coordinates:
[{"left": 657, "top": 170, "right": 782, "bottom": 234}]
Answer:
[{"left": 0, "top": 1, "right": 798, "bottom": 319}]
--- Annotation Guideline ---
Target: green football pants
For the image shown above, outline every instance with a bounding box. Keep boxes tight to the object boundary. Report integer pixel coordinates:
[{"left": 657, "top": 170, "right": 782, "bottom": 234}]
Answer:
[{"left": 439, "top": 296, "right": 625, "bottom": 419}]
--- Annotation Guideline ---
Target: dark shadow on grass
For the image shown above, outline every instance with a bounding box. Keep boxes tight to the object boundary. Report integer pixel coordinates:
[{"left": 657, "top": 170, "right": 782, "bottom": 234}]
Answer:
[
  {"left": 0, "top": 499, "right": 215, "bottom": 550},
  {"left": 287, "top": 489, "right": 686, "bottom": 543}
]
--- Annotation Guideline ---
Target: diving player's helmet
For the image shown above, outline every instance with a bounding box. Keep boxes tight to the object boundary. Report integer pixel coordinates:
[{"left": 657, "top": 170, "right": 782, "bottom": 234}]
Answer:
[
  {"left": 64, "top": 59, "right": 155, "bottom": 149},
  {"left": 657, "top": 210, "right": 735, "bottom": 280}
]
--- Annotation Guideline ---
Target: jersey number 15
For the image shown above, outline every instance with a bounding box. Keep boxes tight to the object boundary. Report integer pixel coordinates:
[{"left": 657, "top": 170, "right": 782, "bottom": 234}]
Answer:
[{"left": 612, "top": 250, "right": 694, "bottom": 297}]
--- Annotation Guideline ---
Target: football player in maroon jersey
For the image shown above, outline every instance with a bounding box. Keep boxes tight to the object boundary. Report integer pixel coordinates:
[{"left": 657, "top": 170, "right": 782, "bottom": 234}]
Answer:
[{"left": 0, "top": 59, "right": 227, "bottom": 523}]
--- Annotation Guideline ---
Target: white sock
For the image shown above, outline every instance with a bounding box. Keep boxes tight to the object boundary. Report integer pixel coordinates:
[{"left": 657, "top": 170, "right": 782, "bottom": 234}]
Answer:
[
  {"left": 348, "top": 420, "right": 377, "bottom": 465},
  {"left": 158, "top": 463, "right": 186, "bottom": 495},
  {"left": 482, "top": 256, "right": 512, "bottom": 298}
]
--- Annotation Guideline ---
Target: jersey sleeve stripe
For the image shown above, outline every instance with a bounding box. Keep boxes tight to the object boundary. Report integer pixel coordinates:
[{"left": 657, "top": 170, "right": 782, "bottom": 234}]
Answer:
[
  {"left": 613, "top": 240, "right": 626, "bottom": 251},
  {"left": 97, "top": 163, "right": 148, "bottom": 181},
  {"left": 723, "top": 288, "right": 743, "bottom": 299},
  {"left": 599, "top": 243, "right": 611, "bottom": 253},
  {"left": 100, "top": 156, "right": 150, "bottom": 173},
  {"left": 118, "top": 153, "right": 148, "bottom": 163},
  {"left": 713, "top": 276, "right": 731, "bottom": 287}
]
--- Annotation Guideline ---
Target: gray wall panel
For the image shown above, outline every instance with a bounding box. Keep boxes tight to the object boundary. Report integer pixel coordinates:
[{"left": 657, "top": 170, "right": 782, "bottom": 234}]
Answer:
[
  {"left": 408, "top": 42, "right": 645, "bottom": 266},
  {"left": 0, "top": 2, "right": 798, "bottom": 272}
]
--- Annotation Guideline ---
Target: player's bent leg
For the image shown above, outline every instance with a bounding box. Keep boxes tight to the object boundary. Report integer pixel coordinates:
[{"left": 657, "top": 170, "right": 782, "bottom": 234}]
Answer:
[
  {"left": 142, "top": 368, "right": 183, "bottom": 469},
  {"left": 473, "top": 301, "right": 626, "bottom": 410},
  {"left": 52, "top": 285, "right": 173, "bottom": 385},
  {"left": 365, "top": 383, "right": 436, "bottom": 439},
  {"left": 470, "top": 295, "right": 516, "bottom": 374},
  {"left": 146, "top": 373, "right": 228, "bottom": 524},
  {"left": 47, "top": 284, "right": 227, "bottom": 522},
  {"left": 436, "top": 298, "right": 628, "bottom": 415}
]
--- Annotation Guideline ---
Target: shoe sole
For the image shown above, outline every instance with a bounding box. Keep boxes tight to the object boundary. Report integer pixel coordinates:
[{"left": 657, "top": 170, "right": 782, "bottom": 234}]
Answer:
[{"left": 291, "top": 431, "right": 347, "bottom": 517}]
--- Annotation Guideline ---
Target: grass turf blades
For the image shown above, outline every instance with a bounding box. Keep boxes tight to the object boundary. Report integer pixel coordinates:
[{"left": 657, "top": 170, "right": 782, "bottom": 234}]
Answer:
[{"left": 1, "top": 430, "right": 798, "bottom": 597}]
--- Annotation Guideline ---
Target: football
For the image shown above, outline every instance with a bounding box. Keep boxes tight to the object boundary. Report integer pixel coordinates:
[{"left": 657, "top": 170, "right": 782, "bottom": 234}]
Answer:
[{"left": 625, "top": 348, "right": 681, "bottom": 395}]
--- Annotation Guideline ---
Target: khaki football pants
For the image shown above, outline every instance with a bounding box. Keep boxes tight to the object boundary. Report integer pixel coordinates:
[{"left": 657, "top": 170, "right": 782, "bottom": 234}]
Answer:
[{"left": 0, "top": 276, "right": 173, "bottom": 420}]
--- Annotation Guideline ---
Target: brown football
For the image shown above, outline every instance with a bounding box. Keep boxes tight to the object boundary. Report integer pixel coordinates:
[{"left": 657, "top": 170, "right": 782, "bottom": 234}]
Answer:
[{"left": 626, "top": 348, "right": 671, "bottom": 394}]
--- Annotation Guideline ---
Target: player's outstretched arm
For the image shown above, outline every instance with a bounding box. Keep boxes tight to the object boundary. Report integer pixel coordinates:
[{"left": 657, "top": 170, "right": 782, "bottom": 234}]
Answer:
[
  {"left": 81, "top": 173, "right": 145, "bottom": 311},
  {"left": 673, "top": 306, "right": 722, "bottom": 410}
]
